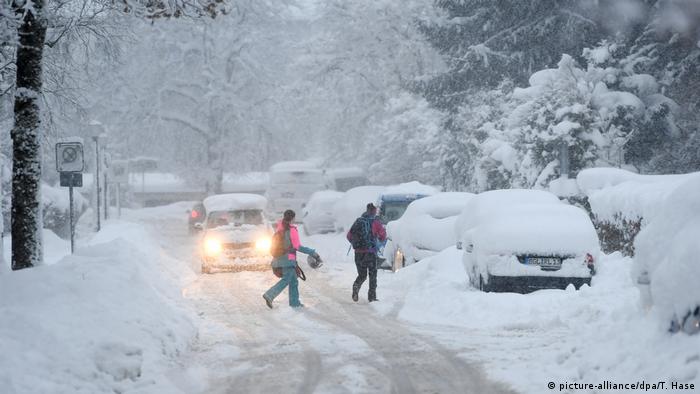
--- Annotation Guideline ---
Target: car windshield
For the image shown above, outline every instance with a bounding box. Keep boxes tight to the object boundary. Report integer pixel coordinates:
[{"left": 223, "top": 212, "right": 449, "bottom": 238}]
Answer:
[
  {"left": 207, "top": 209, "right": 264, "bottom": 229},
  {"left": 380, "top": 201, "right": 411, "bottom": 224}
]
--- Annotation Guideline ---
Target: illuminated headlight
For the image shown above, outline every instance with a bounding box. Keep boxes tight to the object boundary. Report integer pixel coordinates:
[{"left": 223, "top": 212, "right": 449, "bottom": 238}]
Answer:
[
  {"left": 255, "top": 237, "right": 271, "bottom": 253},
  {"left": 204, "top": 238, "right": 222, "bottom": 257}
]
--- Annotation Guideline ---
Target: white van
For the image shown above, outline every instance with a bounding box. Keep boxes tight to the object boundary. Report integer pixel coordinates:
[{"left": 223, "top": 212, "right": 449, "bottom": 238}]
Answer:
[
  {"left": 267, "top": 161, "right": 326, "bottom": 219},
  {"left": 325, "top": 167, "right": 369, "bottom": 192}
]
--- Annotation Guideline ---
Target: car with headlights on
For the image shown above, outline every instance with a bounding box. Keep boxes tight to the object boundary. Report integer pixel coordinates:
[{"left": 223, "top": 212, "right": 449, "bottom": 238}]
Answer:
[
  {"left": 457, "top": 189, "right": 599, "bottom": 293},
  {"left": 200, "top": 193, "right": 273, "bottom": 274},
  {"left": 187, "top": 201, "right": 206, "bottom": 235},
  {"left": 385, "top": 192, "right": 474, "bottom": 271}
]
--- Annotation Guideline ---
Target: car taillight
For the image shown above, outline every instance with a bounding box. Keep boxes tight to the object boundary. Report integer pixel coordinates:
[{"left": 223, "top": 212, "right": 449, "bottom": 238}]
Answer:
[
  {"left": 585, "top": 253, "right": 594, "bottom": 265},
  {"left": 191, "top": 210, "right": 199, "bottom": 219}
]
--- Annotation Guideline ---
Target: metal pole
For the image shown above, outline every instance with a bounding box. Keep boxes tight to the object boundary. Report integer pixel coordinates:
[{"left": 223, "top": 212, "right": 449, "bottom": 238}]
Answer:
[
  {"left": 116, "top": 183, "right": 121, "bottom": 218},
  {"left": 104, "top": 173, "right": 108, "bottom": 220},
  {"left": 94, "top": 137, "right": 101, "bottom": 231},
  {"left": 69, "top": 184, "right": 75, "bottom": 254}
]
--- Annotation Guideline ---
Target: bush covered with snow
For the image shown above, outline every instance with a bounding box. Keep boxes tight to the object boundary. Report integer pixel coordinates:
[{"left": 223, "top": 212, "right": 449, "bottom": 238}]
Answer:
[{"left": 577, "top": 167, "right": 698, "bottom": 254}]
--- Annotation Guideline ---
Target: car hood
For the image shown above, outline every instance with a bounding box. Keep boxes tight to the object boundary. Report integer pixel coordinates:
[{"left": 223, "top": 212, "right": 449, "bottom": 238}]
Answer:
[{"left": 205, "top": 226, "right": 270, "bottom": 243}]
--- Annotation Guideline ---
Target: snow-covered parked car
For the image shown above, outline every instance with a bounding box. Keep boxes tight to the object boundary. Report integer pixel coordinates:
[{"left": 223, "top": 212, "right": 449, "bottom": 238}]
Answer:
[
  {"left": 634, "top": 173, "right": 700, "bottom": 335},
  {"left": 199, "top": 193, "right": 273, "bottom": 274},
  {"left": 385, "top": 192, "right": 474, "bottom": 271},
  {"left": 332, "top": 185, "right": 386, "bottom": 232},
  {"left": 302, "top": 190, "right": 344, "bottom": 235},
  {"left": 377, "top": 182, "right": 439, "bottom": 225},
  {"left": 457, "top": 189, "right": 599, "bottom": 293},
  {"left": 377, "top": 182, "right": 439, "bottom": 268}
]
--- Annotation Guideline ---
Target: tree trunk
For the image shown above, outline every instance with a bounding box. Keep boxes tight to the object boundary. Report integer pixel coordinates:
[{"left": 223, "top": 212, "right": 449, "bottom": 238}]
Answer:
[{"left": 11, "top": 0, "right": 47, "bottom": 270}]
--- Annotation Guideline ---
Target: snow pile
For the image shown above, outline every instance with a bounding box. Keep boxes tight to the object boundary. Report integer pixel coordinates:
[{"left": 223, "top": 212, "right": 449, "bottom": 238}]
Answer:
[
  {"left": 332, "top": 185, "right": 385, "bottom": 232},
  {"left": 202, "top": 193, "right": 267, "bottom": 212},
  {"left": 386, "top": 192, "right": 473, "bottom": 263},
  {"left": 2, "top": 229, "right": 71, "bottom": 268},
  {"left": 577, "top": 167, "right": 696, "bottom": 223},
  {"left": 634, "top": 173, "right": 700, "bottom": 326},
  {"left": 376, "top": 249, "right": 700, "bottom": 393},
  {"left": 0, "top": 220, "right": 197, "bottom": 393}
]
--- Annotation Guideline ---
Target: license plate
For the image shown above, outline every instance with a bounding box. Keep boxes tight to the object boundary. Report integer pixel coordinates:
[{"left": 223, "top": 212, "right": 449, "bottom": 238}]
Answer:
[{"left": 526, "top": 257, "right": 561, "bottom": 269}]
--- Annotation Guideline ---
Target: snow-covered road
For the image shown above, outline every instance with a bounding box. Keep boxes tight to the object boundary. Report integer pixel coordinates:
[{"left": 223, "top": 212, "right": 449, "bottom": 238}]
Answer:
[{"left": 148, "top": 213, "right": 515, "bottom": 393}]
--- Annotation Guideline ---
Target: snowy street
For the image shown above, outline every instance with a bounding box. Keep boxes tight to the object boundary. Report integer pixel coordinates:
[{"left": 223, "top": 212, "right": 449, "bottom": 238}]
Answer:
[{"left": 151, "top": 205, "right": 514, "bottom": 393}]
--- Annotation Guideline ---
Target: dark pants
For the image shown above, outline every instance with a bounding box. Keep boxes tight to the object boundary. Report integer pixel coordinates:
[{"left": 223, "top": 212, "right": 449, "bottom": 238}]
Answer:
[{"left": 353, "top": 252, "right": 377, "bottom": 300}]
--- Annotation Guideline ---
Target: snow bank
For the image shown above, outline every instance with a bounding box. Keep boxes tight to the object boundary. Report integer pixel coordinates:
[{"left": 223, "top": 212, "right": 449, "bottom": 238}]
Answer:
[
  {"left": 0, "top": 220, "right": 196, "bottom": 394},
  {"left": 376, "top": 249, "right": 700, "bottom": 393},
  {"left": 634, "top": 173, "right": 700, "bottom": 325},
  {"left": 2, "top": 229, "right": 71, "bottom": 268},
  {"left": 332, "top": 186, "right": 385, "bottom": 232},
  {"left": 202, "top": 193, "right": 267, "bottom": 212}
]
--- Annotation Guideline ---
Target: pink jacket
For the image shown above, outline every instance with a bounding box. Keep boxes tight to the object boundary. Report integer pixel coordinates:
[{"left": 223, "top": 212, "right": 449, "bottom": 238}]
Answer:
[{"left": 276, "top": 221, "right": 301, "bottom": 261}]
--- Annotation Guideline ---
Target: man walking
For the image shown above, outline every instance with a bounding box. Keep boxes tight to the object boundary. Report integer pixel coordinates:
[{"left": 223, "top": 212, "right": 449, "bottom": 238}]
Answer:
[{"left": 347, "top": 203, "right": 386, "bottom": 302}]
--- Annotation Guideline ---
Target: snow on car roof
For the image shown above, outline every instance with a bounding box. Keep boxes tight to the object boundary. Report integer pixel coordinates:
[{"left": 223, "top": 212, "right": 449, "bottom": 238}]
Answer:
[
  {"left": 382, "top": 181, "right": 439, "bottom": 196},
  {"left": 203, "top": 193, "right": 267, "bottom": 212},
  {"left": 270, "top": 161, "right": 322, "bottom": 173},
  {"left": 473, "top": 203, "right": 599, "bottom": 255},
  {"left": 455, "top": 189, "right": 561, "bottom": 239},
  {"left": 403, "top": 192, "right": 475, "bottom": 219}
]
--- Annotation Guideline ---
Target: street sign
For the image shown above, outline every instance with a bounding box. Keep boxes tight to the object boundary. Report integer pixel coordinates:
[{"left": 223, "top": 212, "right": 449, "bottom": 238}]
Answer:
[
  {"left": 59, "top": 172, "right": 83, "bottom": 187},
  {"left": 110, "top": 160, "right": 129, "bottom": 184},
  {"left": 56, "top": 142, "right": 84, "bottom": 173}
]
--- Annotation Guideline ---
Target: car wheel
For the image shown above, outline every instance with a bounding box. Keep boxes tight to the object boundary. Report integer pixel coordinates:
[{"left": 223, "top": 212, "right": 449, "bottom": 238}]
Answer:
[{"left": 479, "top": 275, "right": 491, "bottom": 293}]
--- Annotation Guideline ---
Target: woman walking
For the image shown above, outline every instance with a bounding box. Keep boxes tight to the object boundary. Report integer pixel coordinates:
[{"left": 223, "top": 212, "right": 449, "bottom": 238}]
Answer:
[{"left": 263, "top": 210, "right": 319, "bottom": 309}]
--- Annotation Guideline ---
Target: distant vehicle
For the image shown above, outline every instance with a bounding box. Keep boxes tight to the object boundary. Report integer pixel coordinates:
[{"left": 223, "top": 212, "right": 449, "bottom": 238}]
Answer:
[
  {"left": 376, "top": 182, "right": 439, "bottom": 268},
  {"left": 267, "top": 161, "right": 326, "bottom": 220},
  {"left": 377, "top": 182, "right": 439, "bottom": 225},
  {"left": 302, "top": 190, "right": 345, "bottom": 235},
  {"left": 187, "top": 202, "right": 206, "bottom": 235},
  {"left": 325, "top": 167, "right": 370, "bottom": 192},
  {"left": 199, "top": 193, "right": 273, "bottom": 274},
  {"left": 456, "top": 189, "right": 598, "bottom": 293},
  {"left": 385, "top": 192, "right": 474, "bottom": 271}
]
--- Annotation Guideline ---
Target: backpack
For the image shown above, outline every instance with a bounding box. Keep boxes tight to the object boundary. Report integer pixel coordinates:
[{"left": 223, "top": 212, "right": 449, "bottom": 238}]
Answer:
[
  {"left": 270, "top": 229, "right": 288, "bottom": 258},
  {"left": 349, "top": 217, "right": 373, "bottom": 250}
]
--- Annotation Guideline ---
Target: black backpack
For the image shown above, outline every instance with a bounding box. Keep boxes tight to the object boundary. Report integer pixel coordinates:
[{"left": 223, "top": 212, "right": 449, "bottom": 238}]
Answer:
[
  {"left": 270, "top": 229, "right": 288, "bottom": 258},
  {"left": 349, "top": 217, "right": 373, "bottom": 250}
]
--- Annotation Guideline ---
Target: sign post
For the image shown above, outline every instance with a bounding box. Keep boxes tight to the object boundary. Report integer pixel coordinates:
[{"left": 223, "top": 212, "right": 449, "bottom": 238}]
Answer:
[
  {"left": 110, "top": 160, "right": 128, "bottom": 219},
  {"left": 56, "top": 141, "right": 85, "bottom": 254}
]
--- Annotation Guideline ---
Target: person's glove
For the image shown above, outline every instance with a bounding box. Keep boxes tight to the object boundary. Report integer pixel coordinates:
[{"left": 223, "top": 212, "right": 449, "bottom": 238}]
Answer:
[{"left": 308, "top": 253, "right": 323, "bottom": 269}]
